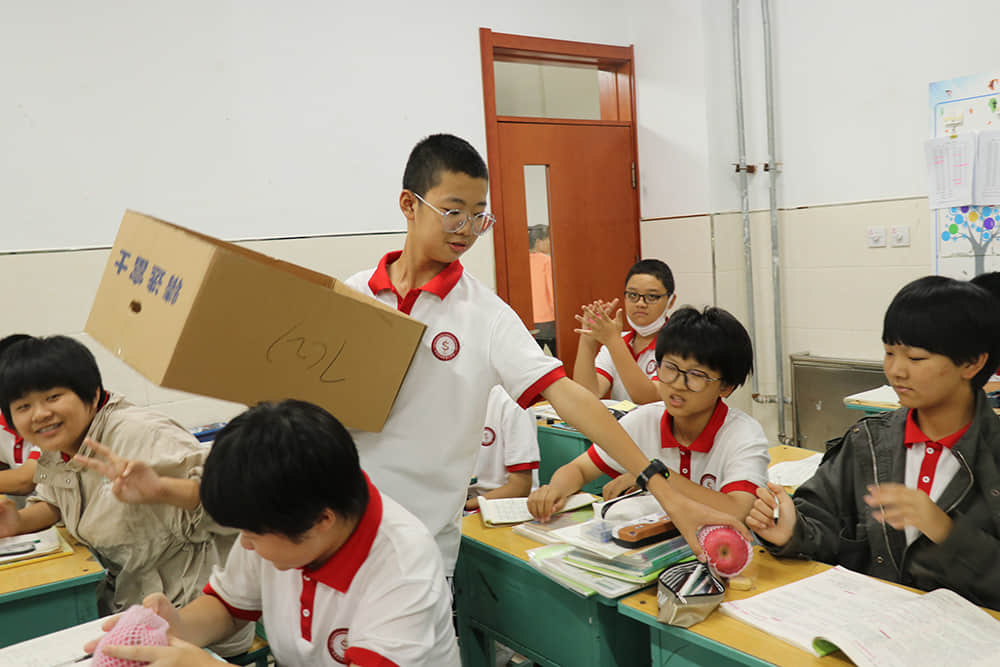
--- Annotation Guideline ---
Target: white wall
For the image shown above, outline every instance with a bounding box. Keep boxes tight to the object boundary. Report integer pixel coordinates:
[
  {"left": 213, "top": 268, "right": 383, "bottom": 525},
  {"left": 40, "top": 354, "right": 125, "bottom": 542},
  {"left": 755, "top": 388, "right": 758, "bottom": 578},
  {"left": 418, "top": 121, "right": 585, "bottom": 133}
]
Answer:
[
  {"left": 2, "top": 1, "right": 633, "bottom": 251},
  {"left": 6, "top": 1, "right": 1000, "bottom": 439}
]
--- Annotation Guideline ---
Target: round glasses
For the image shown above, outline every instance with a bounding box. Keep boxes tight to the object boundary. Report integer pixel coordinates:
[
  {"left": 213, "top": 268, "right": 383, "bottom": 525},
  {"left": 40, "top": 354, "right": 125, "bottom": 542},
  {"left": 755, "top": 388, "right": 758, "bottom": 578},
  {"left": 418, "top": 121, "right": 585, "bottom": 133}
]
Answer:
[
  {"left": 412, "top": 191, "right": 496, "bottom": 236},
  {"left": 657, "top": 360, "right": 722, "bottom": 392},
  {"left": 624, "top": 291, "right": 667, "bottom": 305}
]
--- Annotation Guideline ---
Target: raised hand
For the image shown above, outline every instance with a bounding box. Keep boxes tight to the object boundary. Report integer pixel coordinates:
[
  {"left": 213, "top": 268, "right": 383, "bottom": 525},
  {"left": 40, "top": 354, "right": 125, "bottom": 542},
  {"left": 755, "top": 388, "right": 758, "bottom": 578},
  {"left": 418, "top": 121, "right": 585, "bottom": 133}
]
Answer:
[{"left": 74, "top": 438, "right": 165, "bottom": 504}]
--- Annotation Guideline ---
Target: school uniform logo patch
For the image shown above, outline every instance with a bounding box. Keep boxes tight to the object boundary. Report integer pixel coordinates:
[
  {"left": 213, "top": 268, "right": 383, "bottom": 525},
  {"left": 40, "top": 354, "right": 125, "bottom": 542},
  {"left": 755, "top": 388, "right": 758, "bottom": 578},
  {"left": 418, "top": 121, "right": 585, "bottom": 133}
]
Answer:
[
  {"left": 431, "top": 332, "right": 460, "bottom": 361},
  {"left": 328, "top": 628, "right": 349, "bottom": 664},
  {"left": 646, "top": 359, "right": 658, "bottom": 375},
  {"left": 482, "top": 427, "right": 496, "bottom": 446},
  {"left": 700, "top": 474, "right": 717, "bottom": 490}
]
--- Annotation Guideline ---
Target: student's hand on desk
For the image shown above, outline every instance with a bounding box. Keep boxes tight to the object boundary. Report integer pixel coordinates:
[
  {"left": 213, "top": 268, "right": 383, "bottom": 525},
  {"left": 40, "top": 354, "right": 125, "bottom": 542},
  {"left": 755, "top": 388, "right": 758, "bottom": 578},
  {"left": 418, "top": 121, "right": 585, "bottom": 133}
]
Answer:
[
  {"left": 100, "top": 637, "right": 217, "bottom": 667},
  {"left": 745, "top": 482, "right": 796, "bottom": 546},
  {"left": 865, "top": 483, "right": 953, "bottom": 543},
  {"left": 527, "top": 484, "right": 568, "bottom": 522},
  {"left": 74, "top": 438, "right": 165, "bottom": 504},
  {"left": 0, "top": 495, "right": 21, "bottom": 537},
  {"left": 575, "top": 302, "right": 624, "bottom": 347},
  {"left": 601, "top": 475, "right": 638, "bottom": 500}
]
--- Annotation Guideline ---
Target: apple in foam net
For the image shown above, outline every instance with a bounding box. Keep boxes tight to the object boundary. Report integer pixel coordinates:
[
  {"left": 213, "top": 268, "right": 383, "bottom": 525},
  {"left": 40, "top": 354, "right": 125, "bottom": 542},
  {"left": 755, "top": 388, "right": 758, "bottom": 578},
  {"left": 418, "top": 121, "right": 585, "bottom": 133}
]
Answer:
[{"left": 697, "top": 525, "right": 752, "bottom": 577}]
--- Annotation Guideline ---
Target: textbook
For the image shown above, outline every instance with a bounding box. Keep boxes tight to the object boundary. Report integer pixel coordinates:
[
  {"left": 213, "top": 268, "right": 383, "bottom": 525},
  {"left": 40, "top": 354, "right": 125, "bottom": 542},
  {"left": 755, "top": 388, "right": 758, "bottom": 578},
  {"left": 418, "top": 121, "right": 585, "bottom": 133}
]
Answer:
[
  {"left": 720, "top": 566, "right": 1000, "bottom": 667},
  {"left": 526, "top": 544, "right": 647, "bottom": 599},
  {"left": 512, "top": 506, "right": 595, "bottom": 544},
  {"left": 561, "top": 537, "right": 694, "bottom": 583},
  {"left": 479, "top": 492, "right": 595, "bottom": 526}
]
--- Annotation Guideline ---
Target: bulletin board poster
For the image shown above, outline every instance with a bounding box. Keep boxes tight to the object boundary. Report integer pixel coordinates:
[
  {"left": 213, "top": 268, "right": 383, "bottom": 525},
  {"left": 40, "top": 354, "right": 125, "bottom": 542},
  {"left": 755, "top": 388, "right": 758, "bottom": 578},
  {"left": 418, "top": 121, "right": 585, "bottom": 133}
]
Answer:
[{"left": 930, "top": 72, "right": 1000, "bottom": 278}]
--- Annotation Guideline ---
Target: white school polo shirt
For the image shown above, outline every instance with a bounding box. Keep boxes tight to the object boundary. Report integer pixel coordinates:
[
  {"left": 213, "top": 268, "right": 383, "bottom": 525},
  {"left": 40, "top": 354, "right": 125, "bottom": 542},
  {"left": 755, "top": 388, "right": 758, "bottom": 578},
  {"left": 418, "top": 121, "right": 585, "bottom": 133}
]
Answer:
[
  {"left": 205, "top": 480, "right": 459, "bottom": 667},
  {"left": 594, "top": 330, "right": 659, "bottom": 402},
  {"left": 901, "top": 410, "right": 963, "bottom": 545},
  {"left": 588, "top": 400, "right": 768, "bottom": 494},
  {"left": 345, "top": 252, "right": 565, "bottom": 573},
  {"left": 0, "top": 418, "right": 39, "bottom": 468},
  {"left": 469, "top": 385, "right": 540, "bottom": 497}
]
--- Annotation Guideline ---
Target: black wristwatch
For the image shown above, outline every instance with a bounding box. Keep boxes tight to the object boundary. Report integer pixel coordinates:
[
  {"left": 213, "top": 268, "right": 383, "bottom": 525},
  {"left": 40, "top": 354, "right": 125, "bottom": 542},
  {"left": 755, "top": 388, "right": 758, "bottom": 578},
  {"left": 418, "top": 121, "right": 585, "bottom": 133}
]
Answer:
[{"left": 635, "top": 458, "right": 670, "bottom": 491}]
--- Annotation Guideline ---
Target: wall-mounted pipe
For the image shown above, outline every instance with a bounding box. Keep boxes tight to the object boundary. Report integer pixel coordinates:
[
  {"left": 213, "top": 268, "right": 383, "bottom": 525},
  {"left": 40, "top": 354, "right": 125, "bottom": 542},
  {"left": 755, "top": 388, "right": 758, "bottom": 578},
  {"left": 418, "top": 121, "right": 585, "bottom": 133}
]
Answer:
[
  {"left": 731, "top": 0, "right": 759, "bottom": 399},
  {"left": 761, "top": 0, "right": 792, "bottom": 445}
]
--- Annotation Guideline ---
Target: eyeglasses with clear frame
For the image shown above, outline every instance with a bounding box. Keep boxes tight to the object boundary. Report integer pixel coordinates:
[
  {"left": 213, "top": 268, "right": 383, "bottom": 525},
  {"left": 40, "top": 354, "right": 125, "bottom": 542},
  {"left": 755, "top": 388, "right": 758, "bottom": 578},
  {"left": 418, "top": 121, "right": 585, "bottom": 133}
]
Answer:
[
  {"left": 657, "top": 360, "right": 722, "bottom": 392},
  {"left": 412, "top": 191, "right": 496, "bottom": 236},
  {"left": 624, "top": 290, "right": 668, "bottom": 305}
]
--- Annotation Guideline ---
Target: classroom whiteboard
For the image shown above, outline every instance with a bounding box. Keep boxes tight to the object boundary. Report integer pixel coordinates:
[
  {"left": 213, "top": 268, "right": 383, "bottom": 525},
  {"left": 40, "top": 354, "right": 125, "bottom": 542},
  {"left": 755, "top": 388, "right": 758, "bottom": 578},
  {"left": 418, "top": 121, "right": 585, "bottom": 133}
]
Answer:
[{"left": 0, "top": 3, "right": 496, "bottom": 252}]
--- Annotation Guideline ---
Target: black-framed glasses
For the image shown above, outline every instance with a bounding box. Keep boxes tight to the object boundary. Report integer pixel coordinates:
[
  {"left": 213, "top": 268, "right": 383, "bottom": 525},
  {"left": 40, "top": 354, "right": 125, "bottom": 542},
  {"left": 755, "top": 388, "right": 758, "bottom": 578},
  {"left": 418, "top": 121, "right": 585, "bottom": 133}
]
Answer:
[
  {"left": 657, "top": 360, "right": 722, "bottom": 392},
  {"left": 624, "top": 290, "right": 667, "bottom": 305},
  {"left": 412, "top": 191, "right": 496, "bottom": 236}
]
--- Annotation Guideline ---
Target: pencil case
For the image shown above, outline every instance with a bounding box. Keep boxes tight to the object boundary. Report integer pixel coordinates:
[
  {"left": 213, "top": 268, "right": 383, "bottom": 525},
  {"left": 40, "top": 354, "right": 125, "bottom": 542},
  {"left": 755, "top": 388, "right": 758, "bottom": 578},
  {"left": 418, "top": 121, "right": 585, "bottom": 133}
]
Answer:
[{"left": 656, "top": 560, "right": 725, "bottom": 627}]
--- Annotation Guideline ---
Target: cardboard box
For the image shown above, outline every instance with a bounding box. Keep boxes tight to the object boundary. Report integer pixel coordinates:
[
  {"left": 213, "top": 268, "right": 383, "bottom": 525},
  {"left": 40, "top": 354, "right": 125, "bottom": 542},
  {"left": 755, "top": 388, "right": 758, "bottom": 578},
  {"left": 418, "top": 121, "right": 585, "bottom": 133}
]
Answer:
[{"left": 86, "top": 210, "right": 425, "bottom": 432}]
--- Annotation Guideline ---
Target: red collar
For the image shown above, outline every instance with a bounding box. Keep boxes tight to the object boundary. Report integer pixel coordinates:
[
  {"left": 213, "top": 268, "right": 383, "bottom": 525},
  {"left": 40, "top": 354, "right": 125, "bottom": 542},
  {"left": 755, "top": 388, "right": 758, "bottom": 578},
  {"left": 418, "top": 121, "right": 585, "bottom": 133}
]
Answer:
[
  {"left": 305, "top": 474, "right": 383, "bottom": 593},
  {"left": 622, "top": 331, "right": 657, "bottom": 361},
  {"left": 0, "top": 414, "right": 22, "bottom": 447},
  {"left": 367, "top": 251, "right": 464, "bottom": 301},
  {"left": 903, "top": 410, "right": 970, "bottom": 450},
  {"left": 660, "top": 399, "right": 729, "bottom": 452}
]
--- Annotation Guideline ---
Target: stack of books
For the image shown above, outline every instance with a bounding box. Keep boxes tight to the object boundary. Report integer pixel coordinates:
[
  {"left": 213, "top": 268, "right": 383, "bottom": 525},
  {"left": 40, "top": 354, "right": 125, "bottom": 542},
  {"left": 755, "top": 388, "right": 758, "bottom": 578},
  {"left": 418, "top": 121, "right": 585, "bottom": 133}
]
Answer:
[{"left": 522, "top": 515, "right": 693, "bottom": 598}]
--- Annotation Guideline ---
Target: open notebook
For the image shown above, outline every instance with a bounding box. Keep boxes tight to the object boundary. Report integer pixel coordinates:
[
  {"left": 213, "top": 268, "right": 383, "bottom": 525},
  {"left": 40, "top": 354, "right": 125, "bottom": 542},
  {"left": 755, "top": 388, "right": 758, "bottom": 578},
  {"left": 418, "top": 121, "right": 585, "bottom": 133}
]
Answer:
[
  {"left": 479, "top": 492, "right": 595, "bottom": 526},
  {"left": 720, "top": 566, "right": 1000, "bottom": 667},
  {"left": 0, "top": 526, "right": 70, "bottom": 568}
]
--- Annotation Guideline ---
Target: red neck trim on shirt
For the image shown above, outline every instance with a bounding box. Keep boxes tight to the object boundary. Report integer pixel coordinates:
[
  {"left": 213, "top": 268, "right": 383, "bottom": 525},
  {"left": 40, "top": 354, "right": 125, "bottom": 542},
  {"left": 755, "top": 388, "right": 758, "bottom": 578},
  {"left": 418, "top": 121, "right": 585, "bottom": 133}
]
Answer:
[
  {"left": 306, "top": 473, "right": 383, "bottom": 593},
  {"left": 622, "top": 330, "right": 659, "bottom": 362},
  {"left": 0, "top": 414, "right": 22, "bottom": 447},
  {"left": 660, "top": 399, "right": 729, "bottom": 453},
  {"left": 367, "top": 251, "right": 464, "bottom": 302},
  {"left": 903, "top": 410, "right": 970, "bottom": 449}
]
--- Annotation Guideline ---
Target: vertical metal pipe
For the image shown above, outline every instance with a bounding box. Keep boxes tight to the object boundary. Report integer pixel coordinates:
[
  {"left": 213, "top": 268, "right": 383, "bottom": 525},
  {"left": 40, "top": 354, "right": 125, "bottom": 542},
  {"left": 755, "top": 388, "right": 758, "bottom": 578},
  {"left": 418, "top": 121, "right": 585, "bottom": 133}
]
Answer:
[
  {"left": 731, "top": 0, "right": 759, "bottom": 397},
  {"left": 761, "top": 0, "right": 789, "bottom": 442}
]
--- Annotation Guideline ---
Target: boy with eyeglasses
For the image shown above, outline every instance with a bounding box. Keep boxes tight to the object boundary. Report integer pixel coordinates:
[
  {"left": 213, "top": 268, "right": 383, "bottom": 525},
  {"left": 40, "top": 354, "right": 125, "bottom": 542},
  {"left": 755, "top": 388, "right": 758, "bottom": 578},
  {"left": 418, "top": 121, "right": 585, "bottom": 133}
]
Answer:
[
  {"left": 529, "top": 306, "right": 769, "bottom": 521},
  {"left": 574, "top": 259, "right": 677, "bottom": 406},
  {"left": 344, "top": 134, "right": 749, "bottom": 575}
]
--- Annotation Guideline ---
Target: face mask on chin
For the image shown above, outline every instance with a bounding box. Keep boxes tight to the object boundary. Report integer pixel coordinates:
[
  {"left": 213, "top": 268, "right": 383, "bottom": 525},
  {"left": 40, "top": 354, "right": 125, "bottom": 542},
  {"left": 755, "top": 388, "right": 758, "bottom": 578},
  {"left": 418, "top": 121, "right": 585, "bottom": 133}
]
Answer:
[{"left": 627, "top": 309, "right": 668, "bottom": 337}]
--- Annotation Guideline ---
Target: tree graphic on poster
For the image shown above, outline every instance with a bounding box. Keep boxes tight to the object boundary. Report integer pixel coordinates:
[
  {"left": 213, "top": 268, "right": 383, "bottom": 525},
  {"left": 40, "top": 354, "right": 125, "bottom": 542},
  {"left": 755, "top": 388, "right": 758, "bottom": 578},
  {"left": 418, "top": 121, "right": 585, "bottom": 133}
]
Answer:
[{"left": 940, "top": 206, "right": 998, "bottom": 275}]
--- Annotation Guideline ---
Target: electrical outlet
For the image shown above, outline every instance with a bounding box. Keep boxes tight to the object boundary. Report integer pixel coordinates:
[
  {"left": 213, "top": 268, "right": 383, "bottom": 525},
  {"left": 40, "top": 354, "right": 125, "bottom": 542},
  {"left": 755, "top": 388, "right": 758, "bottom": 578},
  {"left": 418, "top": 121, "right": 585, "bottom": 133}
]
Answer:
[
  {"left": 889, "top": 225, "right": 911, "bottom": 247},
  {"left": 867, "top": 226, "right": 887, "bottom": 248}
]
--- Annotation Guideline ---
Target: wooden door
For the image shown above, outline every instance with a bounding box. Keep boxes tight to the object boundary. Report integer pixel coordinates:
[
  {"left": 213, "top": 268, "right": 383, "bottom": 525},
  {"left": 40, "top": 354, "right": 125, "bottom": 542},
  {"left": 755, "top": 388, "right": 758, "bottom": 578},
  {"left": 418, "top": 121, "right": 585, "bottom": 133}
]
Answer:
[{"left": 496, "top": 121, "right": 639, "bottom": 367}]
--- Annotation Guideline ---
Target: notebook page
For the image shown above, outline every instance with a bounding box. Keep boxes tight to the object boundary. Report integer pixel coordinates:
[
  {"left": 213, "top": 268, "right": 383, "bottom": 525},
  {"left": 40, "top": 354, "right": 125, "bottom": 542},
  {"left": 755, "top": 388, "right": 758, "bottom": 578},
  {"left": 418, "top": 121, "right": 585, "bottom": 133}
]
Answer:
[
  {"left": 815, "top": 587, "right": 1000, "bottom": 667},
  {"left": 720, "top": 566, "right": 918, "bottom": 656}
]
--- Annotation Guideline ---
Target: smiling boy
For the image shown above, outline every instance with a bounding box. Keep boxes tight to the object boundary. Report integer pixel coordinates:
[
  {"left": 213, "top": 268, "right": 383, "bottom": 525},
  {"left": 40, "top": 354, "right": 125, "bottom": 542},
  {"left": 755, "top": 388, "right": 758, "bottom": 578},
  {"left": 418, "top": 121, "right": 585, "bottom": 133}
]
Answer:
[
  {"left": 344, "top": 134, "right": 747, "bottom": 573},
  {"left": 748, "top": 276, "right": 1000, "bottom": 610},
  {"left": 0, "top": 334, "right": 252, "bottom": 653},
  {"left": 529, "top": 306, "right": 769, "bottom": 520}
]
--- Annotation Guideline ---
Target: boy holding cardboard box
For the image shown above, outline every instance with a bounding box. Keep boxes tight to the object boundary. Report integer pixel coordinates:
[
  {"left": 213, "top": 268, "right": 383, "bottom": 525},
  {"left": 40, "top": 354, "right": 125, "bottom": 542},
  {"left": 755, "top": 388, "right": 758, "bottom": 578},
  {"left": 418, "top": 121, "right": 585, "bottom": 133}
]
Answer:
[{"left": 345, "top": 133, "right": 745, "bottom": 573}]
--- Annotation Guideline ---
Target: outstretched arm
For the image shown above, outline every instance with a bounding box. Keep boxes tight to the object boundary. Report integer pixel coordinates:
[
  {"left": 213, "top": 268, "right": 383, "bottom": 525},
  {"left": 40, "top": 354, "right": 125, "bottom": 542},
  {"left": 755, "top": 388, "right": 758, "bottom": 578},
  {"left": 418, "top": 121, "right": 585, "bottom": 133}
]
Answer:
[{"left": 542, "top": 378, "right": 751, "bottom": 557}]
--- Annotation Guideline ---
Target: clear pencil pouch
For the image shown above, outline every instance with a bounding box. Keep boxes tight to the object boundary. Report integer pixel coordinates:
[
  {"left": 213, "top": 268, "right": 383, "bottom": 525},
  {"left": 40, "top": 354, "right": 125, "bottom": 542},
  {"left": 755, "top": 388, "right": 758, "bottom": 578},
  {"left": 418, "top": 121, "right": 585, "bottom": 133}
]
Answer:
[{"left": 656, "top": 559, "right": 726, "bottom": 627}]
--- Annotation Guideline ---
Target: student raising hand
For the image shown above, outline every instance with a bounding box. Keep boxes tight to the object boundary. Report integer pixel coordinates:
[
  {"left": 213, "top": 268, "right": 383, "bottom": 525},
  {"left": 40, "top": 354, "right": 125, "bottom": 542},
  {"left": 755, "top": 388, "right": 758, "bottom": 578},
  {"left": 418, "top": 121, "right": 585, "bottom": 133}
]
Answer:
[
  {"left": 575, "top": 299, "right": 623, "bottom": 347},
  {"left": 746, "top": 482, "right": 796, "bottom": 546}
]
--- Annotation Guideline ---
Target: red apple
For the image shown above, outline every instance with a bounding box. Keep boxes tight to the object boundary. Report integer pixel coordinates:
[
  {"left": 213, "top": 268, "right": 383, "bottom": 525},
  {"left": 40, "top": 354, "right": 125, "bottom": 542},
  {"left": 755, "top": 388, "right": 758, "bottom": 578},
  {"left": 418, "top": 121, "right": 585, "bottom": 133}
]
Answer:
[{"left": 698, "top": 525, "right": 752, "bottom": 577}]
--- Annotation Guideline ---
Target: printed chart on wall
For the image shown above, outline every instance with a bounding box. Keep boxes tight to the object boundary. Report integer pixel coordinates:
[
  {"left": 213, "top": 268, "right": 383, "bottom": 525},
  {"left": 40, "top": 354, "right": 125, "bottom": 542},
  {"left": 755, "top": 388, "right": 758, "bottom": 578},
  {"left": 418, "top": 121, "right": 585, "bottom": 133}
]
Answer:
[{"left": 928, "top": 72, "right": 1000, "bottom": 278}]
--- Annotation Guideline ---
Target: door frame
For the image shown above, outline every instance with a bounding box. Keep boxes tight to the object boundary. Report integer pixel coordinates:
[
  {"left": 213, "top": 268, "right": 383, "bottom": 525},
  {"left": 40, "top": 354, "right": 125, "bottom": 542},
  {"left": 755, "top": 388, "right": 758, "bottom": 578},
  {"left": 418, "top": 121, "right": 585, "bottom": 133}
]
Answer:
[{"left": 478, "top": 28, "right": 642, "bottom": 306}]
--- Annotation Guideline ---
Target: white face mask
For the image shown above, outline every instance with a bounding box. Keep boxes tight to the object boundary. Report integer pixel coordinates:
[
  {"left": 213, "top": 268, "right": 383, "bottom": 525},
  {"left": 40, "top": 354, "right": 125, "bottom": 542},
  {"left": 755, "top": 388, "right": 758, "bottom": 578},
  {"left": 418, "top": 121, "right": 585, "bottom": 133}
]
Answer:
[{"left": 627, "top": 310, "right": 668, "bottom": 337}]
